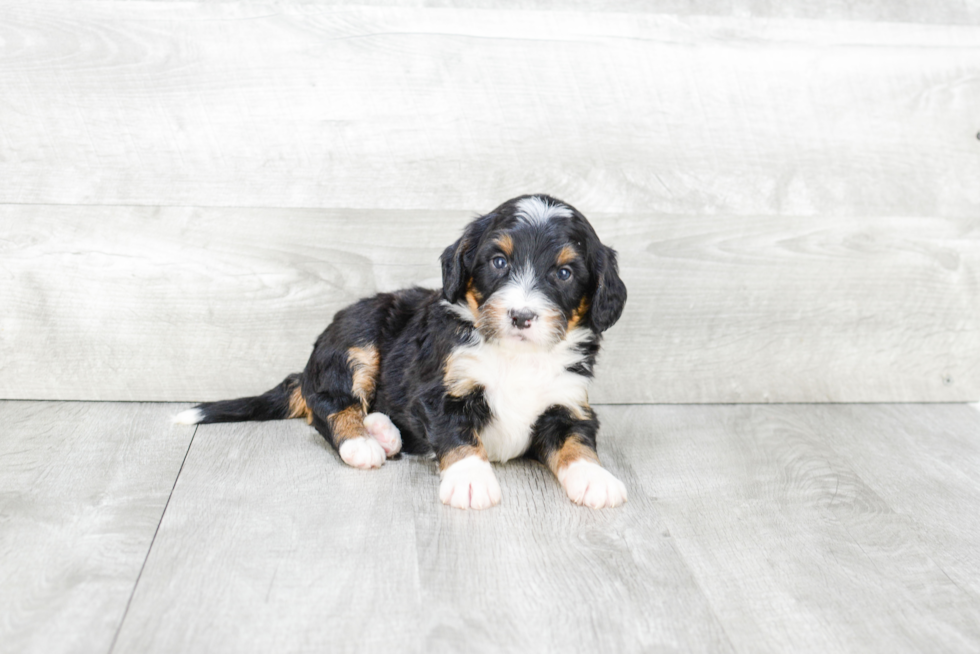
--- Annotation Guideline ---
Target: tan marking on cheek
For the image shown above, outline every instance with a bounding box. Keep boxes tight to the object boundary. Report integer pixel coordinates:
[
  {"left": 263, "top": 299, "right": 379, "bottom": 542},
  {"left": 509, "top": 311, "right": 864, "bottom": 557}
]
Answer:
[
  {"left": 439, "top": 442, "right": 489, "bottom": 471},
  {"left": 495, "top": 233, "right": 514, "bottom": 257},
  {"left": 464, "top": 277, "right": 483, "bottom": 318},
  {"left": 557, "top": 245, "right": 579, "bottom": 266},
  {"left": 347, "top": 345, "right": 379, "bottom": 412},
  {"left": 288, "top": 385, "right": 313, "bottom": 424},
  {"left": 547, "top": 435, "right": 600, "bottom": 475},
  {"left": 474, "top": 296, "right": 506, "bottom": 339},
  {"left": 327, "top": 405, "right": 367, "bottom": 445},
  {"left": 566, "top": 297, "right": 590, "bottom": 332}
]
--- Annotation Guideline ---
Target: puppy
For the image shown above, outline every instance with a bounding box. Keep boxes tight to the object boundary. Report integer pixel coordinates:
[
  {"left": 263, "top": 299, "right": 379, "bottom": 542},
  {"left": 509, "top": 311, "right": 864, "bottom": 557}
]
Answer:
[{"left": 175, "top": 195, "right": 628, "bottom": 510}]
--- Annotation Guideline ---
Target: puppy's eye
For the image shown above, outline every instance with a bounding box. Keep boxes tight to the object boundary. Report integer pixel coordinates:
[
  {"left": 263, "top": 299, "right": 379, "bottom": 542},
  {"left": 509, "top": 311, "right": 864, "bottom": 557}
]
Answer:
[
  {"left": 492, "top": 256, "right": 508, "bottom": 270},
  {"left": 557, "top": 267, "right": 572, "bottom": 281}
]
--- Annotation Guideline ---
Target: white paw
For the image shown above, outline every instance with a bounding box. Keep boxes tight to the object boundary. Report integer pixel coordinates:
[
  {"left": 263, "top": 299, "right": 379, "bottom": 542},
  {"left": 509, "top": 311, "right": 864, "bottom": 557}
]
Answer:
[
  {"left": 558, "top": 460, "right": 628, "bottom": 509},
  {"left": 339, "top": 437, "right": 386, "bottom": 470},
  {"left": 439, "top": 456, "right": 502, "bottom": 510},
  {"left": 363, "top": 412, "right": 402, "bottom": 457}
]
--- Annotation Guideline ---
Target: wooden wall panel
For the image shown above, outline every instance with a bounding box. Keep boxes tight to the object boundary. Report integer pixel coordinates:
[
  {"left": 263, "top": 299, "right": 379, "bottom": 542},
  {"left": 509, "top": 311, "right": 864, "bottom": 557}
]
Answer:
[
  {"left": 2, "top": 205, "right": 976, "bottom": 403},
  {"left": 2, "top": 2, "right": 977, "bottom": 402},
  {"left": 107, "top": 0, "right": 980, "bottom": 26},
  {"left": 1, "top": 3, "right": 978, "bottom": 217}
]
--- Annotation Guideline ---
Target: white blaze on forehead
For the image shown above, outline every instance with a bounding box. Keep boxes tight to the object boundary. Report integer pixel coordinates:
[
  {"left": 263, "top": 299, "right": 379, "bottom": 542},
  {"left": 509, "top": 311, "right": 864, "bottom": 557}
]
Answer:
[
  {"left": 514, "top": 196, "right": 573, "bottom": 224},
  {"left": 498, "top": 265, "right": 552, "bottom": 316}
]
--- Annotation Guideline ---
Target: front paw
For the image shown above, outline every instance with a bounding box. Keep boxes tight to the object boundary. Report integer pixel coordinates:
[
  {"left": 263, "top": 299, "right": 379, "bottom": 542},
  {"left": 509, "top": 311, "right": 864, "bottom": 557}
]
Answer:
[
  {"left": 439, "top": 456, "right": 502, "bottom": 510},
  {"left": 558, "top": 460, "right": 628, "bottom": 509}
]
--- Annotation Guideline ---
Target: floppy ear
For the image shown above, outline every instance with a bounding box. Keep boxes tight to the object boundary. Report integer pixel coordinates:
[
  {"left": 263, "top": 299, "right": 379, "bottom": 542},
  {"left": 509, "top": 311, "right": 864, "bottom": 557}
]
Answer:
[
  {"left": 589, "top": 245, "right": 627, "bottom": 333},
  {"left": 440, "top": 214, "right": 492, "bottom": 303}
]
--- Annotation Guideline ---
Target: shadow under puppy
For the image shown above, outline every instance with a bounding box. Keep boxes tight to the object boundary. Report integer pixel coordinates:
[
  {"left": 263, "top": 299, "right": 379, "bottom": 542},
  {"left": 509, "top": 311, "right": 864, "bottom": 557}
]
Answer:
[{"left": 176, "top": 195, "right": 628, "bottom": 510}]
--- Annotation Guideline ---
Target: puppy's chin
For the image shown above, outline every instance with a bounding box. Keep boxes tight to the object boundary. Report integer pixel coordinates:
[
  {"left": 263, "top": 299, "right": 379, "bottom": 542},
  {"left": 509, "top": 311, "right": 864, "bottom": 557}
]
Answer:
[{"left": 499, "top": 328, "right": 540, "bottom": 346}]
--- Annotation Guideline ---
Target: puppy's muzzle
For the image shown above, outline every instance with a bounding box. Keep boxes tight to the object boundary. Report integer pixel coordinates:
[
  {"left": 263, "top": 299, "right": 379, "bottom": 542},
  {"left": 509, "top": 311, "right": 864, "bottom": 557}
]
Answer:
[{"left": 508, "top": 309, "right": 537, "bottom": 330}]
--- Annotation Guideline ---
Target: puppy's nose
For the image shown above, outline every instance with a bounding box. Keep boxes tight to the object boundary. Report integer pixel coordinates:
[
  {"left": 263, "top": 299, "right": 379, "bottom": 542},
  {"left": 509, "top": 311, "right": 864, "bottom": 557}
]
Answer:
[{"left": 509, "top": 309, "right": 537, "bottom": 330}]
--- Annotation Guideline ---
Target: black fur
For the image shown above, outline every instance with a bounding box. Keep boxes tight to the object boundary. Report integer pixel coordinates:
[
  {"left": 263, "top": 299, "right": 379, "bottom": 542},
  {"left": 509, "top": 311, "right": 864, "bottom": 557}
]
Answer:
[
  {"left": 193, "top": 373, "right": 302, "bottom": 423},
  {"left": 440, "top": 213, "right": 494, "bottom": 305},
  {"left": 187, "top": 194, "right": 626, "bottom": 487},
  {"left": 527, "top": 405, "right": 600, "bottom": 467},
  {"left": 589, "top": 245, "right": 628, "bottom": 333}
]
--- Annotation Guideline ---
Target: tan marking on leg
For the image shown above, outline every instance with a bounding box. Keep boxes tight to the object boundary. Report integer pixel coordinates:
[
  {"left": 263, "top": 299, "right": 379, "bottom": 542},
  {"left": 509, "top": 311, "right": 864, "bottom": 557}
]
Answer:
[
  {"left": 557, "top": 244, "right": 579, "bottom": 266},
  {"left": 327, "top": 405, "right": 367, "bottom": 446},
  {"left": 439, "top": 442, "right": 489, "bottom": 471},
  {"left": 494, "top": 233, "right": 514, "bottom": 257},
  {"left": 547, "top": 434, "right": 600, "bottom": 476},
  {"left": 566, "top": 297, "right": 590, "bottom": 332},
  {"left": 347, "top": 345, "right": 379, "bottom": 412},
  {"left": 288, "top": 385, "right": 313, "bottom": 424}
]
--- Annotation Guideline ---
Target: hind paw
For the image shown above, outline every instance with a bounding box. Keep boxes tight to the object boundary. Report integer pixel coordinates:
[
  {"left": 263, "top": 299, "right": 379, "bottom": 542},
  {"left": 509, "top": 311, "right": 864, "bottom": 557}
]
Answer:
[
  {"left": 363, "top": 413, "right": 402, "bottom": 457},
  {"left": 339, "top": 437, "right": 386, "bottom": 469}
]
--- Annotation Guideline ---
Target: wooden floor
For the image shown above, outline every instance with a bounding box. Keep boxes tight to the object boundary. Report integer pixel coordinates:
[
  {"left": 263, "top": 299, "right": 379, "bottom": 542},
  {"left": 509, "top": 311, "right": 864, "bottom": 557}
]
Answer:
[
  {"left": 3, "top": 2, "right": 979, "bottom": 652},
  {"left": 3, "top": 401, "right": 979, "bottom": 654}
]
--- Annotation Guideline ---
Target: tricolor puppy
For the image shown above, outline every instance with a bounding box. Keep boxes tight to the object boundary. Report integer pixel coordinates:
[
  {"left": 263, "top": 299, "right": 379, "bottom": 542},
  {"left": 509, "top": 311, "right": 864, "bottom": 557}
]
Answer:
[{"left": 175, "top": 195, "right": 628, "bottom": 510}]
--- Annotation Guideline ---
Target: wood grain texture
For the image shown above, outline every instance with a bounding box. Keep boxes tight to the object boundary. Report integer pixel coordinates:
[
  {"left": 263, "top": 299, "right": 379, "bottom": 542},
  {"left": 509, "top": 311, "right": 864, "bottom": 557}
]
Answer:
[
  {"left": 111, "top": 418, "right": 425, "bottom": 654},
  {"left": 102, "top": 402, "right": 980, "bottom": 653},
  {"left": 405, "top": 457, "right": 732, "bottom": 653},
  {"left": 606, "top": 403, "right": 980, "bottom": 653},
  {"left": 3, "top": 401, "right": 980, "bottom": 652},
  {"left": 114, "top": 415, "right": 734, "bottom": 654},
  {"left": 808, "top": 404, "right": 980, "bottom": 599},
  {"left": 2, "top": 205, "right": 977, "bottom": 403},
  {"left": 1, "top": 3, "right": 979, "bottom": 216},
  {"left": 0, "top": 401, "right": 194, "bottom": 654},
  {"left": 107, "top": 0, "right": 980, "bottom": 26}
]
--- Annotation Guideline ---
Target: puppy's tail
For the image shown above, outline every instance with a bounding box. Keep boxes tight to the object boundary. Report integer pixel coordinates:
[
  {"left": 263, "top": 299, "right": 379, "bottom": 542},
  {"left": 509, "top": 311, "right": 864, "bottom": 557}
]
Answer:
[{"left": 173, "top": 373, "right": 311, "bottom": 425}]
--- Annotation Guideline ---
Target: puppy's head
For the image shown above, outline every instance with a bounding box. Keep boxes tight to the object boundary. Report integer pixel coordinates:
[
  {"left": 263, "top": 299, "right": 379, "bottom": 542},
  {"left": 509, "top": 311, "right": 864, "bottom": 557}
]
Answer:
[{"left": 441, "top": 195, "right": 627, "bottom": 347}]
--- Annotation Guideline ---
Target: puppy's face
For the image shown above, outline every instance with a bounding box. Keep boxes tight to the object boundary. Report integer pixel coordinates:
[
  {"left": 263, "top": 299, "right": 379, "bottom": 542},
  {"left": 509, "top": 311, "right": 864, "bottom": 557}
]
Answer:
[{"left": 441, "top": 195, "right": 627, "bottom": 347}]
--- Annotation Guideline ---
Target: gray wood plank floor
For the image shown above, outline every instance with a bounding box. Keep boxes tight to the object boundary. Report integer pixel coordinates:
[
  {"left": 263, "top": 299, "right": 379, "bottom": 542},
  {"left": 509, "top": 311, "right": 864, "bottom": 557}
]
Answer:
[
  {"left": 3, "top": 401, "right": 979, "bottom": 654},
  {"left": 0, "top": 402, "right": 193, "bottom": 654}
]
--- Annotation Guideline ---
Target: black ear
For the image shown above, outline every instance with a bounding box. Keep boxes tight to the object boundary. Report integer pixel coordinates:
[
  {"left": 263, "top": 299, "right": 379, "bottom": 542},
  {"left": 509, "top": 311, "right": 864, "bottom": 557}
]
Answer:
[
  {"left": 589, "top": 245, "right": 627, "bottom": 333},
  {"left": 440, "top": 214, "right": 493, "bottom": 303}
]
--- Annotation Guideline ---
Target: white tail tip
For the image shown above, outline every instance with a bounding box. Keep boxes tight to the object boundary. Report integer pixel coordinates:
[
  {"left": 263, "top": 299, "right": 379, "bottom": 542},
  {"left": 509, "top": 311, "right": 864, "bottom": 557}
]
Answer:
[{"left": 173, "top": 408, "right": 204, "bottom": 425}]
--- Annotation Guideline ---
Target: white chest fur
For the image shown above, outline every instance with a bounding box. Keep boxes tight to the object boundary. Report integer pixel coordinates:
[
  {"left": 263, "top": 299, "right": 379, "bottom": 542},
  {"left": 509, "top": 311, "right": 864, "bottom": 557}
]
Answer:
[{"left": 445, "top": 330, "right": 593, "bottom": 462}]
